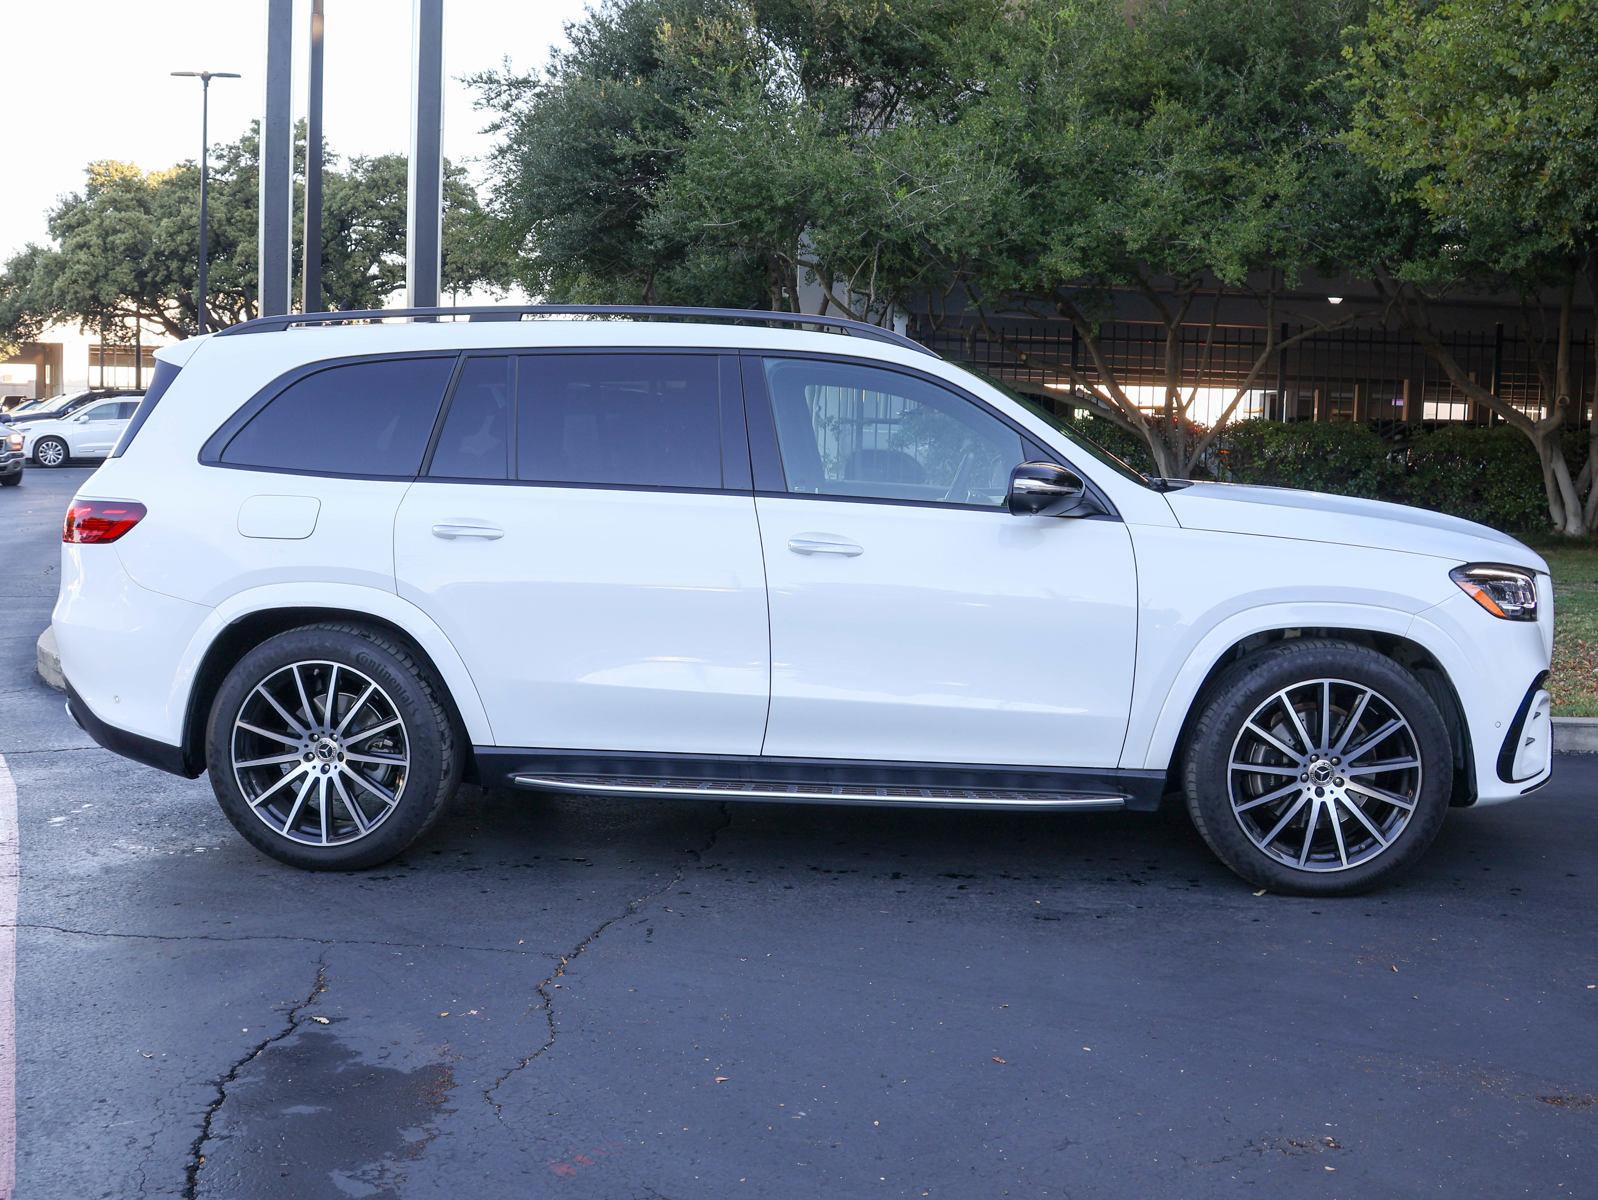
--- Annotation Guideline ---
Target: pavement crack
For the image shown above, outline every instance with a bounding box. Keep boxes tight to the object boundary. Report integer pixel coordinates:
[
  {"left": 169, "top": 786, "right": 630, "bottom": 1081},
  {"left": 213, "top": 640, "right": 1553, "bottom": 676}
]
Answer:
[
  {"left": 6, "top": 921, "right": 547, "bottom": 958},
  {"left": 181, "top": 952, "right": 329, "bottom": 1200},
  {"left": 483, "top": 803, "right": 731, "bottom": 1120}
]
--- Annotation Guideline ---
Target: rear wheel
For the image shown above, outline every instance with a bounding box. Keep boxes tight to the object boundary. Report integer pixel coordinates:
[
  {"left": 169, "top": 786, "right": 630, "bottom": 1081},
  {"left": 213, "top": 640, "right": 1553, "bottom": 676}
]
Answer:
[
  {"left": 206, "top": 623, "right": 461, "bottom": 870},
  {"left": 1183, "top": 639, "right": 1453, "bottom": 895},
  {"left": 33, "top": 437, "right": 67, "bottom": 467}
]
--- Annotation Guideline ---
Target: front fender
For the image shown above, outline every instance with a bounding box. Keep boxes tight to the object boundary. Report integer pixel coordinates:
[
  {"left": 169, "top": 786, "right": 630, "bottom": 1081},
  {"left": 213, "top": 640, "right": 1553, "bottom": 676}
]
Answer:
[
  {"left": 171, "top": 582, "right": 496, "bottom": 745},
  {"left": 1126, "top": 600, "right": 1443, "bottom": 773}
]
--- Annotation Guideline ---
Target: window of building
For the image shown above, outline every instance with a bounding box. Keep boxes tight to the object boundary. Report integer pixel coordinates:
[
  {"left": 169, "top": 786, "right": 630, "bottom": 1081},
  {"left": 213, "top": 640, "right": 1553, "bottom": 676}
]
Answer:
[
  {"left": 220, "top": 356, "right": 455, "bottom": 476},
  {"left": 516, "top": 353, "right": 722, "bottom": 489}
]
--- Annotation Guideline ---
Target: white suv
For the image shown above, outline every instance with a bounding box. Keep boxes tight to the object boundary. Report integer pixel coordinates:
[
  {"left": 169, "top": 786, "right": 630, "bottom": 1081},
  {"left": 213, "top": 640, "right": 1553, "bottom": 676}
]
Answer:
[{"left": 52, "top": 307, "right": 1555, "bottom": 894}]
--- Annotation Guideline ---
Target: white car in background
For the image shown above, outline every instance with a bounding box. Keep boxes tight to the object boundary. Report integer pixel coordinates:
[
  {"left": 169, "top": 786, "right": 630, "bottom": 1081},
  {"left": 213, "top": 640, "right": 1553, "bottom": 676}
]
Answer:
[{"left": 20, "top": 396, "right": 141, "bottom": 467}]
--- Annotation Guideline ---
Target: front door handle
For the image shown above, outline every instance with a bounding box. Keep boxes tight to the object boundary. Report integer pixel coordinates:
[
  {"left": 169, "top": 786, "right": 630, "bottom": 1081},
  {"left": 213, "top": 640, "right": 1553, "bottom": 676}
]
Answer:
[
  {"left": 787, "top": 533, "right": 863, "bottom": 557},
  {"left": 432, "top": 521, "right": 504, "bottom": 541}
]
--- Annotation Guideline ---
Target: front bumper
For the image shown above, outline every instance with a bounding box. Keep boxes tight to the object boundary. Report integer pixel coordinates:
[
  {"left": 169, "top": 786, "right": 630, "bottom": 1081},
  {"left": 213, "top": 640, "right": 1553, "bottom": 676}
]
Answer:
[
  {"left": 1409, "top": 577, "right": 1555, "bottom": 805},
  {"left": 0, "top": 455, "right": 21, "bottom": 477}
]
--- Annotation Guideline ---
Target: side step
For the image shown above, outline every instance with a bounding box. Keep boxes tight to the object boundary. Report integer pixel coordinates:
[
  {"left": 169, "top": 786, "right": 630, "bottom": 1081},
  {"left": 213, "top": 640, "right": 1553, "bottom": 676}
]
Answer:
[{"left": 511, "top": 774, "right": 1127, "bottom": 811}]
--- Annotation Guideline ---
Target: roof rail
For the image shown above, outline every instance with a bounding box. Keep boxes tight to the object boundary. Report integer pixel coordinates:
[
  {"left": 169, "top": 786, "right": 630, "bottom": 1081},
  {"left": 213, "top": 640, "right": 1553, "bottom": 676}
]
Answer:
[{"left": 213, "top": 304, "right": 936, "bottom": 357}]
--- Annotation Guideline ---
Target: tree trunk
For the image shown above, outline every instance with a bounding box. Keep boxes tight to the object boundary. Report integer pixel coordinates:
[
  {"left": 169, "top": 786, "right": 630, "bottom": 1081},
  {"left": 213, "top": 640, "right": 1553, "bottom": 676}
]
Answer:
[{"left": 1391, "top": 274, "right": 1587, "bottom": 535}]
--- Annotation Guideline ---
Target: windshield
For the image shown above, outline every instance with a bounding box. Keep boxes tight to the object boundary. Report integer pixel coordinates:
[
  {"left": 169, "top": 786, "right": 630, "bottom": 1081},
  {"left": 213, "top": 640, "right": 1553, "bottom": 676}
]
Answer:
[{"left": 971, "top": 371, "right": 1152, "bottom": 487}]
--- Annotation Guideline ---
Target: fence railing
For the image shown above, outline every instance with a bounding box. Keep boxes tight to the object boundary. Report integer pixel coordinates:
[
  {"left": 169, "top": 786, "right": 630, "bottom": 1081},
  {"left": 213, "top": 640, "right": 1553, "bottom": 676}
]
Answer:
[{"left": 913, "top": 316, "right": 1596, "bottom": 430}]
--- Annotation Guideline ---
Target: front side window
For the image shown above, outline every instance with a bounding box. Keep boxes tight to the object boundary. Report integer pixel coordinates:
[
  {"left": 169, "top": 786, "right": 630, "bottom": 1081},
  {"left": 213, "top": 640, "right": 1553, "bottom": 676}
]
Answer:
[
  {"left": 220, "top": 356, "right": 455, "bottom": 477},
  {"left": 516, "top": 353, "right": 722, "bottom": 489},
  {"left": 762, "top": 358, "right": 1024, "bottom": 506}
]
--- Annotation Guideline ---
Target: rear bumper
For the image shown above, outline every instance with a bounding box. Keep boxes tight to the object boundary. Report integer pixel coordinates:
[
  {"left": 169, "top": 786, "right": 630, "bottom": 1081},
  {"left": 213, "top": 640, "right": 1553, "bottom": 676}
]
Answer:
[{"left": 64, "top": 680, "right": 196, "bottom": 777}]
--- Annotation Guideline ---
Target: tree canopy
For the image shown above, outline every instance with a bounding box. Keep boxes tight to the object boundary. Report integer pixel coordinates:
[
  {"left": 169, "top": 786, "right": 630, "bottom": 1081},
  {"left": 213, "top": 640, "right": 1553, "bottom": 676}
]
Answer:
[
  {"left": 1344, "top": 0, "right": 1598, "bottom": 532},
  {"left": 0, "top": 123, "right": 504, "bottom": 351}
]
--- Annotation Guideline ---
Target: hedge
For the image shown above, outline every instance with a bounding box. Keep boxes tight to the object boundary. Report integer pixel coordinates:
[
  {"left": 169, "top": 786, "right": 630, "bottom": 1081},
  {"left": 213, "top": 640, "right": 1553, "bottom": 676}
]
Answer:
[{"left": 1057, "top": 414, "right": 1578, "bottom": 533}]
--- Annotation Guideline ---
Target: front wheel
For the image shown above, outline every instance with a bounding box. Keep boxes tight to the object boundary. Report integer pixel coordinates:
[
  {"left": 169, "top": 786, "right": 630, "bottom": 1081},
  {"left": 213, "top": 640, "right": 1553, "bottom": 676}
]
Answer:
[
  {"left": 206, "top": 622, "right": 461, "bottom": 870},
  {"left": 1183, "top": 639, "right": 1453, "bottom": 896},
  {"left": 0, "top": 474, "right": 19, "bottom": 487},
  {"left": 33, "top": 437, "right": 67, "bottom": 467}
]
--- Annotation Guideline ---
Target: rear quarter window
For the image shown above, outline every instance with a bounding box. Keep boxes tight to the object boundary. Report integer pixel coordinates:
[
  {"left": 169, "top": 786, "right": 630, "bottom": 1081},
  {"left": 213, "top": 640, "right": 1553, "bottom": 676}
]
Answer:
[{"left": 213, "top": 355, "right": 456, "bottom": 477}]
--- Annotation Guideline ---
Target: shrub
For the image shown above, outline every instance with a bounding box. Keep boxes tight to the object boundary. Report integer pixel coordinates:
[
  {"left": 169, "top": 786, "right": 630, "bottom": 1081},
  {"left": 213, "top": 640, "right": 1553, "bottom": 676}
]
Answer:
[
  {"left": 1218, "top": 419, "right": 1395, "bottom": 498},
  {"left": 1059, "top": 414, "right": 1205, "bottom": 477},
  {"left": 1396, "top": 426, "right": 1551, "bottom": 532}
]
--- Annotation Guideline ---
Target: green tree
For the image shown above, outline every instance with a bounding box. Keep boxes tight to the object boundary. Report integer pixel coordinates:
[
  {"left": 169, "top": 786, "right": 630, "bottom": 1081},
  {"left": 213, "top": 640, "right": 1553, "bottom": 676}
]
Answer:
[
  {"left": 926, "top": 0, "right": 1371, "bottom": 477},
  {"left": 1345, "top": 0, "right": 1598, "bottom": 534},
  {"left": 476, "top": 0, "right": 1372, "bottom": 478},
  {"left": 0, "top": 124, "right": 505, "bottom": 346}
]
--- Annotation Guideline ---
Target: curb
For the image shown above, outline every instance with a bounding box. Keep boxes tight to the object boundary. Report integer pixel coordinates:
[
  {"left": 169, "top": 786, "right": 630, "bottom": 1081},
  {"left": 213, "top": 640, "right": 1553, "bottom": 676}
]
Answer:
[
  {"left": 35, "top": 627, "right": 63, "bottom": 692},
  {"left": 30, "top": 624, "right": 1598, "bottom": 754},
  {"left": 1554, "top": 716, "right": 1598, "bottom": 755}
]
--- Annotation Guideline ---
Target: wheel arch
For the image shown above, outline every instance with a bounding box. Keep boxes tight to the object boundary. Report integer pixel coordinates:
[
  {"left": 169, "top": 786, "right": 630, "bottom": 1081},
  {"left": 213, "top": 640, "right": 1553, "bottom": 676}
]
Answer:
[
  {"left": 1138, "top": 618, "right": 1473, "bottom": 805},
  {"left": 174, "top": 587, "right": 494, "bottom": 777}
]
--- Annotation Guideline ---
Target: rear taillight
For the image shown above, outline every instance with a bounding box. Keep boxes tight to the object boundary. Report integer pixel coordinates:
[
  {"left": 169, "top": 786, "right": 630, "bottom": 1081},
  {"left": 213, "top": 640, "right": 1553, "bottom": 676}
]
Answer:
[{"left": 63, "top": 500, "right": 147, "bottom": 544}]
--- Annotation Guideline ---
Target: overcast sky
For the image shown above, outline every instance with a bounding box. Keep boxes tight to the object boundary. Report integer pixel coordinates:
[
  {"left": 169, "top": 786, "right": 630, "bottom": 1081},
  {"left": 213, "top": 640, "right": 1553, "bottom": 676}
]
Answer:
[{"left": 0, "top": 0, "right": 593, "bottom": 260}]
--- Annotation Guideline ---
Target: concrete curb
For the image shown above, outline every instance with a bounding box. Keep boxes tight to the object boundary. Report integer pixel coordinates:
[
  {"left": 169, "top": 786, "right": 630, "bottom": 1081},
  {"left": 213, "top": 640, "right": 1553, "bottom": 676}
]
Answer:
[
  {"left": 30, "top": 623, "right": 1598, "bottom": 753},
  {"left": 35, "top": 627, "right": 63, "bottom": 692},
  {"left": 1554, "top": 717, "right": 1598, "bottom": 755}
]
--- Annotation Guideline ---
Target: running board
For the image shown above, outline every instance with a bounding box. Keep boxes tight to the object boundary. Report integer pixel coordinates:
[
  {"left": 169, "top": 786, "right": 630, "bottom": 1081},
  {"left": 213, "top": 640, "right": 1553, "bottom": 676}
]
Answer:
[{"left": 510, "top": 774, "right": 1127, "bottom": 811}]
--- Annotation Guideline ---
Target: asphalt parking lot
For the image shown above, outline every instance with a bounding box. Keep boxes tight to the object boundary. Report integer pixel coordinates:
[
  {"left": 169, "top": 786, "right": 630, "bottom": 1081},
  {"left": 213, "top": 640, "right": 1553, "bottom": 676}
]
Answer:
[{"left": 2, "top": 464, "right": 1595, "bottom": 1198}]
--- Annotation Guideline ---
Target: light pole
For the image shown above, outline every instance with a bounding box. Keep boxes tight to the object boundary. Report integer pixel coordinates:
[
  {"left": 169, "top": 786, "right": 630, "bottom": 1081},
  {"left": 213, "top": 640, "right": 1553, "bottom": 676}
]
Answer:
[{"left": 171, "top": 70, "right": 240, "bottom": 334}]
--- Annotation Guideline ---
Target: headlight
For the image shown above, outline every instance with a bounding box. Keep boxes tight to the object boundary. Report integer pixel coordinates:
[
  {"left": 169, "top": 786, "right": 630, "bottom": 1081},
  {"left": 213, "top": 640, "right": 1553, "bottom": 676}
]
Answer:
[{"left": 1450, "top": 564, "right": 1539, "bottom": 621}]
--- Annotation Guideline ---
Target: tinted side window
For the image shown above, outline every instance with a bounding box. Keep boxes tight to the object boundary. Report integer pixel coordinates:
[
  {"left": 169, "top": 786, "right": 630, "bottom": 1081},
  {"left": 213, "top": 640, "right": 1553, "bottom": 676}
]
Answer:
[
  {"left": 429, "top": 356, "right": 512, "bottom": 480},
  {"left": 516, "top": 353, "right": 721, "bottom": 489},
  {"left": 762, "top": 358, "right": 1024, "bottom": 507},
  {"left": 221, "top": 356, "right": 455, "bottom": 477}
]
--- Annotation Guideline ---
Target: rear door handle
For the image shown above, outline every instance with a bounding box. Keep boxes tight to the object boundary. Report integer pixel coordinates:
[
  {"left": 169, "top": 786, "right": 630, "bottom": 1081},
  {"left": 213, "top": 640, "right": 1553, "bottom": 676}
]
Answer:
[
  {"left": 432, "top": 521, "right": 504, "bottom": 541},
  {"left": 787, "top": 533, "right": 863, "bottom": 557}
]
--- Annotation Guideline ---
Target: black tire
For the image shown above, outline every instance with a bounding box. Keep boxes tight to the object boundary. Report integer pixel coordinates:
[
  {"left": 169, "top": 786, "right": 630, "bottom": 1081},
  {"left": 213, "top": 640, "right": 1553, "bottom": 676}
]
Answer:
[
  {"left": 0, "top": 474, "right": 18, "bottom": 487},
  {"left": 33, "top": 437, "right": 67, "bottom": 468},
  {"left": 1182, "top": 638, "right": 1453, "bottom": 896},
  {"left": 206, "top": 622, "right": 461, "bottom": 870}
]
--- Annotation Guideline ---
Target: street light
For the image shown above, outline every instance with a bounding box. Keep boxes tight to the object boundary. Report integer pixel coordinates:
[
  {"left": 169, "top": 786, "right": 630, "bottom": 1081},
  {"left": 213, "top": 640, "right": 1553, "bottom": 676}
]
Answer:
[{"left": 171, "top": 70, "right": 241, "bottom": 334}]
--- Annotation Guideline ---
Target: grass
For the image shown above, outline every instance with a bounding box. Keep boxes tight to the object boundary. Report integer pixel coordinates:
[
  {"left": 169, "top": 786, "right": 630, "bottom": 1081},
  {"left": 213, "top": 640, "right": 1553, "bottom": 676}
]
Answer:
[{"left": 1526, "top": 537, "right": 1598, "bottom": 717}]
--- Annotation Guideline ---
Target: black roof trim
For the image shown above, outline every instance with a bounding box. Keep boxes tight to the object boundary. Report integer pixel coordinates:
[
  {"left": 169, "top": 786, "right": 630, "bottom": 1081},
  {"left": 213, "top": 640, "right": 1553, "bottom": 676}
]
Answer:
[{"left": 213, "top": 304, "right": 936, "bottom": 358}]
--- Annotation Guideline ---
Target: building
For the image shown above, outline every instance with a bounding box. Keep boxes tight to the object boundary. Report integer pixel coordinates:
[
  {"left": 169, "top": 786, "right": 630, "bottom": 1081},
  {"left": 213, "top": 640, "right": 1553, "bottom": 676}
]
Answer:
[
  {"left": 1, "top": 319, "right": 170, "bottom": 404},
  {"left": 906, "top": 273, "right": 1597, "bottom": 432}
]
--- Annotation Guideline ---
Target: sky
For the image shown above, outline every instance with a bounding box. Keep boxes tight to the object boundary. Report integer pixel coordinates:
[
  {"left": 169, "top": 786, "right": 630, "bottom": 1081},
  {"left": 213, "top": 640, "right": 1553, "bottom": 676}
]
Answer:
[{"left": 0, "top": 0, "right": 594, "bottom": 261}]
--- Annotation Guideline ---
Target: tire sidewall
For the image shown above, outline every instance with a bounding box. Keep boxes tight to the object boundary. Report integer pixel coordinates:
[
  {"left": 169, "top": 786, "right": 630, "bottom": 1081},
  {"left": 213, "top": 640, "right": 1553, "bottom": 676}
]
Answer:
[
  {"left": 206, "top": 626, "right": 453, "bottom": 870},
  {"left": 1185, "top": 643, "right": 1453, "bottom": 895}
]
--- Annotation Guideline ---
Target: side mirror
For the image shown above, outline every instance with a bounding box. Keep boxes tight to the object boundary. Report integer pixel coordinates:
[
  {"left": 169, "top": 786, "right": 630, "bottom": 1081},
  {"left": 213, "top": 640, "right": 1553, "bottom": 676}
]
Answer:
[{"left": 1006, "top": 461, "right": 1095, "bottom": 517}]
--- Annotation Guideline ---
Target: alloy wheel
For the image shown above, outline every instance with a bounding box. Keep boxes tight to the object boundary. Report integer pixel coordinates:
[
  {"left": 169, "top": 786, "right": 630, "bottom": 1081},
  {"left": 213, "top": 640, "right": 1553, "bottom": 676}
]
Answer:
[
  {"left": 35, "top": 439, "right": 65, "bottom": 467},
  {"left": 1228, "top": 678, "right": 1422, "bottom": 873},
  {"left": 231, "top": 660, "right": 409, "bottom": 846}
]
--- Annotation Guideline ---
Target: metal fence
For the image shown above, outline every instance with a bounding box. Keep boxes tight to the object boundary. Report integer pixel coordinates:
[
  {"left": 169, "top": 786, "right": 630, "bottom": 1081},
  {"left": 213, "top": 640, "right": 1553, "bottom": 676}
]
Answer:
[{"left": 913, "top": 317, "right": 1596, "bottom": 431}]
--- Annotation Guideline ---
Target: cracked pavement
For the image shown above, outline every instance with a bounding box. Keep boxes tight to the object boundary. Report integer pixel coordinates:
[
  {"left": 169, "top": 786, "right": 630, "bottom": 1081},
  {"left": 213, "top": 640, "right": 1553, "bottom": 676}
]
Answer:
[{"left": 4, "top": 467, "right": 1597, "bottom": 1198}]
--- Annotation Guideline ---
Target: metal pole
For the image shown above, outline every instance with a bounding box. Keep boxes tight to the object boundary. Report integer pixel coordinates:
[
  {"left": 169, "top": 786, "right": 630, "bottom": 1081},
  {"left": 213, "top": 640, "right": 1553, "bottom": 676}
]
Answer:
[
  {"left": 407, "top": 0, "right": 444, "bottom": 308},
  {"left": 198, "top": 75, "right": 210, "bottom": 333},
  {"left": 302, "top": 0, "right": 325, "bottom": 313},
  {"left": 172, "top": 70, "right": 237, "bottom": 332},
  {"left": 259, "top": 0, "right": 295, "bottom": 318}
]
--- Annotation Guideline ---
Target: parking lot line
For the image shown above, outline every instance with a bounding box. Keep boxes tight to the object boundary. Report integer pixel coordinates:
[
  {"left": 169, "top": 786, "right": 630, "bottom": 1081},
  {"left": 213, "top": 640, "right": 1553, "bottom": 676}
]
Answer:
[{"left": 0, "top": 752, "right": 16, "bottom": 1200}]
